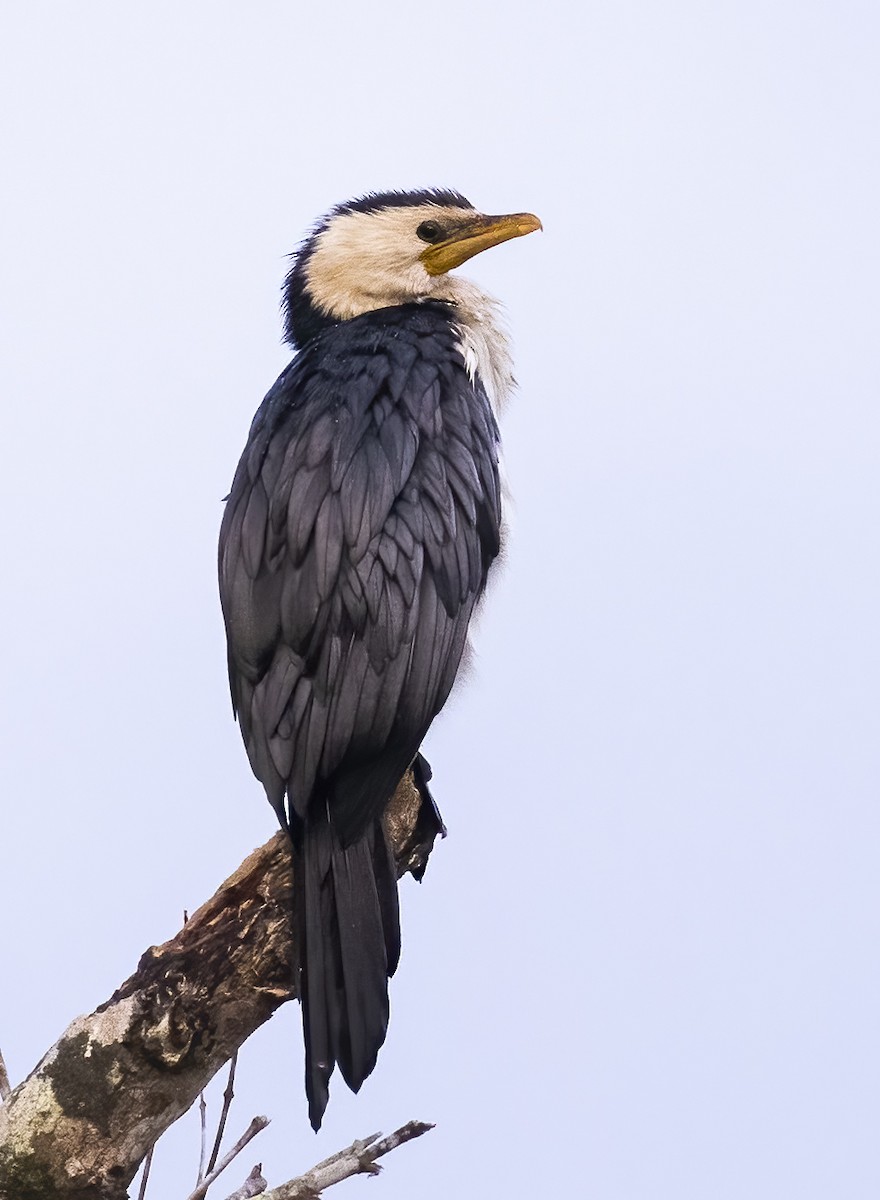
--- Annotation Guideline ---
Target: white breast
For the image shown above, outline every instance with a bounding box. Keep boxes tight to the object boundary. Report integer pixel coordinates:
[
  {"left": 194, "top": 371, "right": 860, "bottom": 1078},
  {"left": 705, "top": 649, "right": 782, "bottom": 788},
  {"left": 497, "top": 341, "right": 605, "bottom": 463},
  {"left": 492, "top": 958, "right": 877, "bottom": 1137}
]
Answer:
[{"left": 444, "top": 278, "right": 515, "bottom": 419}]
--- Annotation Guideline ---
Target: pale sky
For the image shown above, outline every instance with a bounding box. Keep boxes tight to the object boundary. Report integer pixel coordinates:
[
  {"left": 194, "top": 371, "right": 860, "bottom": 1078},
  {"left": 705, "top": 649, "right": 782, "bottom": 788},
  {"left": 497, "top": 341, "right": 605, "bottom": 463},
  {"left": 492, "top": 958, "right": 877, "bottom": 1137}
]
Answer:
[{"left": 2, "top": 3, "right": 879, "bottom": 1197}]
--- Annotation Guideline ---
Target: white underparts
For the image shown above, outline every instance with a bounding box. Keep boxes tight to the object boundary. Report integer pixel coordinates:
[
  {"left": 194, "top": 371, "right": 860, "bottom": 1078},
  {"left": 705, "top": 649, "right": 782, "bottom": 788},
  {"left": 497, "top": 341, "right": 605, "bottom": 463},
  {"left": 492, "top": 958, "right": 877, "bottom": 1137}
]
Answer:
[{"left": 445, "top": 278, "right": 515, "bottom": 420}]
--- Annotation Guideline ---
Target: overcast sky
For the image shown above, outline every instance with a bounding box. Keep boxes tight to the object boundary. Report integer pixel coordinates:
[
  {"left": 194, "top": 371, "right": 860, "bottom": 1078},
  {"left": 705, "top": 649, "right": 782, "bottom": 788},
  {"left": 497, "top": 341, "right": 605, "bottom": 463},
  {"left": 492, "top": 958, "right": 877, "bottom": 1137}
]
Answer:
[{"left": 2, "top": 3, "right": 879, "bottom": 1197}]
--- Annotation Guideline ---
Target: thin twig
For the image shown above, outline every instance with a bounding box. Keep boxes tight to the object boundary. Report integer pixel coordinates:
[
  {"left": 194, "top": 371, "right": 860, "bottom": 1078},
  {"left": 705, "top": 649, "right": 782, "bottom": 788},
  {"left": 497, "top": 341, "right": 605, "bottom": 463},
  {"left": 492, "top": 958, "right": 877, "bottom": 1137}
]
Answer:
[
  {"left": 197, "top": 1091, "right": 208, "bottom": 1184},
  {"left": 207, "top": 1051, "right": 239, "bottom": 1176},
  {"left": 185, "top": 1116, "right": 270, "bottom": 1200},
  {"left": 137, "top": 1146, "right": 155, "bottom": 1200},
  {"left": 261, "top": 1120, "right": 434, "bottom": 1199},
  {"left": 222, "top": 1164, "right": 267, "bottom": 1200},
  {"left": 0, "top": 1046, "right": 12, "bottom": 1102}
]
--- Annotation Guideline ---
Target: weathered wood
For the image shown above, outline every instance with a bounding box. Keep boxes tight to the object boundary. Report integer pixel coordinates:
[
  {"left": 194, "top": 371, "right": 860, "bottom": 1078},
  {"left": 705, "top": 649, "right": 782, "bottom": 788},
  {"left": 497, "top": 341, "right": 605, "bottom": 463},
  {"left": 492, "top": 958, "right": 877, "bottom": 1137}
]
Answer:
[
  {"left": 0, "top": 771, "right": 439, "bottom": 1200},
  {"left": 260, "top": 1120, "right": 434, "bottom": 1199}
]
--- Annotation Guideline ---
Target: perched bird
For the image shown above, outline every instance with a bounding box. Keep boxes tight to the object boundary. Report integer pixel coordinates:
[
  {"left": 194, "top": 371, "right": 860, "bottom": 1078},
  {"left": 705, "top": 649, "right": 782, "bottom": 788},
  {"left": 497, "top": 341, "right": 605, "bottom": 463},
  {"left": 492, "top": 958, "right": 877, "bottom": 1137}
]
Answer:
[{"left": 218, "top": 189, "right": 540, "bottom": 1129}]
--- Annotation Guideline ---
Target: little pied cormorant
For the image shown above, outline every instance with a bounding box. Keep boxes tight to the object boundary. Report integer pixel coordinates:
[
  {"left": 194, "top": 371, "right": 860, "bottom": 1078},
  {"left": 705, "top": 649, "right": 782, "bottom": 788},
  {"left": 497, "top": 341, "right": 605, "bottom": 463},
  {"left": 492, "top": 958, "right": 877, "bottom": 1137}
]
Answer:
[{"left": 218, "top": 189, "right": 540, "bottom": 1129}]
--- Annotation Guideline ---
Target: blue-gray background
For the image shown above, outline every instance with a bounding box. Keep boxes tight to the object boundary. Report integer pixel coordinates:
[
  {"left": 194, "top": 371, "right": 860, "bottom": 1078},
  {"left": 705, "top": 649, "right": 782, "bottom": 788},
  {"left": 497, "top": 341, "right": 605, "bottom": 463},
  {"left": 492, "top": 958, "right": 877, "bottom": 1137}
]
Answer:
[{"left": 2, "top": 3, "right": 878, "bottom": 1196}]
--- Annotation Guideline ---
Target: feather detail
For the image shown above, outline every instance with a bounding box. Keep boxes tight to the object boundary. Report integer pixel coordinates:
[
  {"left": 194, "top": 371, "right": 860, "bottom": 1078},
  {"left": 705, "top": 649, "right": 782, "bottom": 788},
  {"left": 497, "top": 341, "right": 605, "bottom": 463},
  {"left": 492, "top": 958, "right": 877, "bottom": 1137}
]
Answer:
[{"left": 217, "top": 299, "right": 503, "bottom": 1125}]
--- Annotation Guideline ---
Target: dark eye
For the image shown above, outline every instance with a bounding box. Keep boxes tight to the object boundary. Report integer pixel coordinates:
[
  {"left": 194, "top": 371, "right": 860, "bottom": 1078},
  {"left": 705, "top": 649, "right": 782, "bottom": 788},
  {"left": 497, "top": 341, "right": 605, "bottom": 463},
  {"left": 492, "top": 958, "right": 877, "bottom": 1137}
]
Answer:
[{"left": 417, "top": 220, "right": 446, "bottom": 244}]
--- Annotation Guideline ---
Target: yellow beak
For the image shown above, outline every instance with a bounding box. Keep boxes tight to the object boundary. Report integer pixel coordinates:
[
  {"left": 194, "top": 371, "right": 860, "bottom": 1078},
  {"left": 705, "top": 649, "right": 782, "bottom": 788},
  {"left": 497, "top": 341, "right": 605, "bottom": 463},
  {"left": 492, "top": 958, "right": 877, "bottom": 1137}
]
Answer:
[{"left": 420, "top": 211, "right": 542, "bottom": 276}]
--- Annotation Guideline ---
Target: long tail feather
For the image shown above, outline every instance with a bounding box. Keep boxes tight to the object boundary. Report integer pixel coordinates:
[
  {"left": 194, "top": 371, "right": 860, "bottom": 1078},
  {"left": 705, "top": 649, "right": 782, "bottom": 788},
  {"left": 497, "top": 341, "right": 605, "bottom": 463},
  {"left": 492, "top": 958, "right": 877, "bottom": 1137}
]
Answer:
[{"left": 297, "top": 813, "right": 399, "bottom": 1130}]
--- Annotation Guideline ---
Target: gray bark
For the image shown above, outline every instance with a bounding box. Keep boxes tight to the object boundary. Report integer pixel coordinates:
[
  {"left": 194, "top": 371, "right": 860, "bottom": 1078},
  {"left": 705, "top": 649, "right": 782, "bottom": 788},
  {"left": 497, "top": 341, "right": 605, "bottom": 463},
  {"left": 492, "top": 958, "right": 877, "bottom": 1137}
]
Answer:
[{"left": 0, "top": 772, "right": 438, "bottom": 1200}]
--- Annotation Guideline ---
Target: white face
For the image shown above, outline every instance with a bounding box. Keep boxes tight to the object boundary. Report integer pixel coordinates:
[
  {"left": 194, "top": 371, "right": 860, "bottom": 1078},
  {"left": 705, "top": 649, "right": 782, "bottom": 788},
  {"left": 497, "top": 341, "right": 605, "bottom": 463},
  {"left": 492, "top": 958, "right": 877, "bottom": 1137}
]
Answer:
[{"left": 303, "top": 204, "right": 477, "bottom": 322}]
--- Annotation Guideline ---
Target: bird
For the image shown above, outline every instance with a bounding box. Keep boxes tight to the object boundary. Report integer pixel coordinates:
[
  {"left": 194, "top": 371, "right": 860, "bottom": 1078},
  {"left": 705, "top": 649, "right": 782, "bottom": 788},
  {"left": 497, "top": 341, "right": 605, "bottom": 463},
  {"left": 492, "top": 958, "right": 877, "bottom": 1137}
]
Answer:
[{"left": 218, "top": 188, "right": 540, "bottom": 1129}]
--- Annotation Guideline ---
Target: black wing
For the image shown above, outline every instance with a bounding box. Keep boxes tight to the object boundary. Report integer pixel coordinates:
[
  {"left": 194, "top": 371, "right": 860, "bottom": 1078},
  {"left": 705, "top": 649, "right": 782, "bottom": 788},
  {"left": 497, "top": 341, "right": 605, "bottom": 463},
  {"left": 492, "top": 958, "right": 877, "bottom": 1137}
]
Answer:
[{"left": 218, "top": 303, "right": 501, "bottom": 844}]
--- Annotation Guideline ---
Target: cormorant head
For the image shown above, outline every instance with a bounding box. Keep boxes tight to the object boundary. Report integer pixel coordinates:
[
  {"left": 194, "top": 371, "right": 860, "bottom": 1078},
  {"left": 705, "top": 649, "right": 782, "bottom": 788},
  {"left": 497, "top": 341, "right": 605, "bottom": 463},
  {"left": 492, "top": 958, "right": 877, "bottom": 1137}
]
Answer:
[{"left": 282, "top": 188, "right": 541, "bottom": 348}]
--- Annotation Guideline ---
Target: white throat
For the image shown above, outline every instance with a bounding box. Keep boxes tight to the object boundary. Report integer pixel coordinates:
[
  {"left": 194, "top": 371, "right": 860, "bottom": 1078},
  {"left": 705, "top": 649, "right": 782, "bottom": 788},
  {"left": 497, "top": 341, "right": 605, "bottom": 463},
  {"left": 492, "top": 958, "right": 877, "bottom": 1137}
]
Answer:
[{"left": 438, "top": 277, "right": 514, "bottom": 419}]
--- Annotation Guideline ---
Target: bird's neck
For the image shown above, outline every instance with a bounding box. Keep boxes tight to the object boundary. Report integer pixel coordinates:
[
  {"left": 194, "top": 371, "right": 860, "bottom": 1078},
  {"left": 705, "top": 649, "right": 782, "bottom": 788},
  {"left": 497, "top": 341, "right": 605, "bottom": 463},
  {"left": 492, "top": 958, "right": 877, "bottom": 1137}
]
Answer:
[
  {"left": 437, "top": 277, "right": 514, "bottom": 418},
  {"left": 294, "top": 264, "right": 514, "bottom": 416}
]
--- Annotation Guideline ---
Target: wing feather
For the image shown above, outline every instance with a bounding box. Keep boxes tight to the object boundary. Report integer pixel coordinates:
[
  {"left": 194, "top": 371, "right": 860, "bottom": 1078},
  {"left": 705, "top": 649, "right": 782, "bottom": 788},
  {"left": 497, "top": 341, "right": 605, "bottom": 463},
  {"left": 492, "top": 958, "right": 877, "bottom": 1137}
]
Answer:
[{"left": 218, "top": 303, "right": 502, "bottom": 838}]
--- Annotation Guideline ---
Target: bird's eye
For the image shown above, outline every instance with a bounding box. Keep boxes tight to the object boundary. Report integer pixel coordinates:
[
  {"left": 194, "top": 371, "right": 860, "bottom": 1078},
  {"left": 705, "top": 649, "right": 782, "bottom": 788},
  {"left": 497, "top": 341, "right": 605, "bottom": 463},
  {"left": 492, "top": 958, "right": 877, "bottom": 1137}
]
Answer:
[{"left": 416, "top": 220, "right": 446, "bottom": 244}]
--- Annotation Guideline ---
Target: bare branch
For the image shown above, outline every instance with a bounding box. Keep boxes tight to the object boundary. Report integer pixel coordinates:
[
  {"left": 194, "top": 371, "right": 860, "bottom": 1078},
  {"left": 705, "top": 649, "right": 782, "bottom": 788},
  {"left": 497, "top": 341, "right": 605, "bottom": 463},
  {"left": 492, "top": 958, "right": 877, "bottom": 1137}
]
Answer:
[
  {"left": 197, "top": 1091, "right": 208, "bottom": 1185},
  {"left": 207, "top": 1052, "right": 239, "bottom": 1177},
  {"left": 185, "top": 1117, "right": 269, "bottom": 1200},
  {"left": 222, "top": 1164, "right": 267, "bottom": 1199},
  {"left": 0, "top": 769, "right": 440, "bottom": 1200},
  {"left": 261, "top": 1121, "right": 434, "bottom": 1200},
  {"left": 136, "top": 1147, "right": 154, "bottom": 1200},
  {"left": 0, "top": 1048, "right": 11, "bottom": 1103},
  {"left": 368, "top": 1121, "right": 436, "bottom": 1160},
  {"left": 184, "top": 904, "right": 209, "bottom": 1192},
  {"left": 0, "top": 834, "right": 295, "bottom": 1200}
]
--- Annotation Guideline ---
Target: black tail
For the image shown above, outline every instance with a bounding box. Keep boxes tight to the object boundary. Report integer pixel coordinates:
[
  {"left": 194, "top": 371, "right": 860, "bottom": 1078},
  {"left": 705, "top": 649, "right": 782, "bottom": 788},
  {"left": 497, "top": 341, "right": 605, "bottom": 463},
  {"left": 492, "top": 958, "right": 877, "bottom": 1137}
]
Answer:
[{"left": 296, "top": 813, "right": 400, "bottom": 1131}]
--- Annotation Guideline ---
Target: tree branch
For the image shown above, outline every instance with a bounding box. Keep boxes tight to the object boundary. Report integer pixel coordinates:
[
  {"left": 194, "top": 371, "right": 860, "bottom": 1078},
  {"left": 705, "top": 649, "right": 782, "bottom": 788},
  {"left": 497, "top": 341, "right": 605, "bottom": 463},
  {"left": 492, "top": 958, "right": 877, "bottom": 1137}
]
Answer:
[
  {"left": 222, "top": 1164, "right": 267, "bottom": 1199},
  {"left": 207, "top": 1052, "right": 239, "bottom": 1178},
  {"left": 186, "top": 1116, "right": 270, "bottom": 1200},
  {"left": 0, "top": 771, "right": 441, "bottom": 1200},
  {"left": 0, "top": 1049, "right": 11, "bottom": 1104},
  {"left": 136, "top": 1147, "right": 154, "bottom": 1200},
  {"left": 261, "top": 1121, "right": 434, "bottom": 1200}
]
